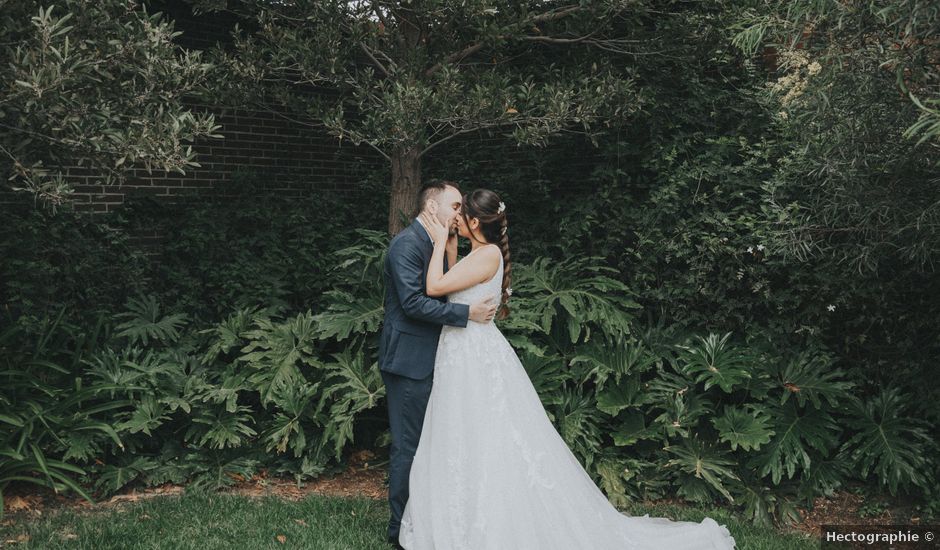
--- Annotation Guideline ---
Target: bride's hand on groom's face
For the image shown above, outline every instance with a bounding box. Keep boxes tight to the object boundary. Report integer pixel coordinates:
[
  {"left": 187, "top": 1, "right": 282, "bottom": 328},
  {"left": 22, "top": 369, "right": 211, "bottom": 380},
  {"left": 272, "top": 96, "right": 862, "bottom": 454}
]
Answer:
[{"left": 420, "top": 210, "right": 450, "bottom": 245}]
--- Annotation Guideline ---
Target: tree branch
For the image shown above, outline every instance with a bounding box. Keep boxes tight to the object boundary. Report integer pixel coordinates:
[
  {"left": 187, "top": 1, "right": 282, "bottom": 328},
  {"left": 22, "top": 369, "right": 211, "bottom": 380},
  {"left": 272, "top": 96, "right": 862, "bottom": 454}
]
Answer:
[
  {"left": 521, "top": 28, "right": 602, "bottom": 45},
  {"left": 420, "top": 115, "right": 548, "bottom": 157},
  {"left": 359, "top": 42, "right": 390, "bottom": 77},
  {"left": 424, "top": 4, "right": 586, "bottom": 78},
  {"left": 425, "top": 41, "right": 487, "bottom": 78},
  {"left": 528, "top": 5, "right": 583, "bottom": 24}
]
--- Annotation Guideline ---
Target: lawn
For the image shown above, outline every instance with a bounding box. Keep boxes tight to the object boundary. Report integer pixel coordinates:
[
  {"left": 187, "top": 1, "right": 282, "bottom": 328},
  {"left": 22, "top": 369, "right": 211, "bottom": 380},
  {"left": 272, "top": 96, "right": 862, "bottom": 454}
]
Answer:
[{"left": 1, "top": 490, "right": 816, "bottom": 549}]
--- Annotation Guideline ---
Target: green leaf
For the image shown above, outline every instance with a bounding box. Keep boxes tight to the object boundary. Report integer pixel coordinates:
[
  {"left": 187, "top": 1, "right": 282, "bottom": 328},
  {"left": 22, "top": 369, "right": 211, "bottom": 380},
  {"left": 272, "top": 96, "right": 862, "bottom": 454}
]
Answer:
[
  {"left": 0, "top": 414, "right": 24, "bottom": 427},
  {"left": 749, "top": 400, "right": 840, "bottom": 484},
  {"left": 595, "top": 376, "right": 647, "bottom": 416},
  {"left": 547, "top": 386, "right": 604, "bottom": 470},
  {"left": 239, "top": 312, "right": 320, "bottom": 405},
  {"left": 611, "top": 411, "right": 659, "bottom": 447},
  {"left": 113, "top": 294, "right": 188, "bottom": 346},
  {"left": 676, "top": 332, "right": 753, "bottom": 393},
  {"left": 569, "top": 336, "right": 656, "bottom": 390},
  {"left": 712, "top": 406, "right": 774, "bottom": 452},
  {"left": 841, "top": 388, "right": 935, "bottom": 495},
  {"left": 519, "top": 352, "right": 568, "bottom": 398},
  {"left": 318, "top": 349, "right": 385, "bottom": 462},
  {"left": 510, "top": 257, "right": 642, "bottom": 346},
  {"left": 95, "top": 457, "right": 158, "bottom": 494},
  {"left": 665, "top": 436, "right": 739, "bottom": 503},
  {"left": 264, "top": 381, "right": 324, "bottom": 457},
  {"left": 595, "top": 457, "right": 631, "bottom": 508},
  {"left": 185, "top": 404, "right": 257, "bottom": 450},
  {"left": 771, "top": 349, "right": 854, "bottom": 409},
  {"left": 118, "top": 395, "right": 170, "bottom": 436},
  {"left": 312, "top": 288, "right": 384, "bottom": 342},
  {"left": 647, "top": 370, "right": 713, "bottom": 438}
]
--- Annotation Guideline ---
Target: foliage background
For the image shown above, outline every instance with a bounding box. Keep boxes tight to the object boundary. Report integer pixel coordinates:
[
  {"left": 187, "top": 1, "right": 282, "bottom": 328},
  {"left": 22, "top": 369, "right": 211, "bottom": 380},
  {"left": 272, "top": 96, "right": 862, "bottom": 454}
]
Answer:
[{"left": 2, "top": 0, "right": 938, "bottom": 526}]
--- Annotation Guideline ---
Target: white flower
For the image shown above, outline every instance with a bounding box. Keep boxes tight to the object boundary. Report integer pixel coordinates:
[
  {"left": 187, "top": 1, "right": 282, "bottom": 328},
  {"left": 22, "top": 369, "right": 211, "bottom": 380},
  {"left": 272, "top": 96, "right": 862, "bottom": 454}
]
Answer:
[
  {"left": 497, "top": 201, "right": 506, "bottom": 214},
  {"left": 506, "top": 287, "right": 513, "bottom": 296},
  {"left": 756, "top": 244, "right": 765, "bottom": 251},
  {"left": 746, "top": 246, "right": 754, "bottom": 253},
  {"left": 827, "top": 304, "right": 836, "bottom": 312}
]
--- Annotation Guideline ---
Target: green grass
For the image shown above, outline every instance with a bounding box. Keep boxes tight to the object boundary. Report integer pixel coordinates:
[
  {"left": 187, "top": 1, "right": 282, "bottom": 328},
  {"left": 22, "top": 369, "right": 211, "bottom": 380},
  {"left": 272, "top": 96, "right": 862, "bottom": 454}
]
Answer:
[{"left": 1, "top": 490, "right": 816, "bottom": 549}]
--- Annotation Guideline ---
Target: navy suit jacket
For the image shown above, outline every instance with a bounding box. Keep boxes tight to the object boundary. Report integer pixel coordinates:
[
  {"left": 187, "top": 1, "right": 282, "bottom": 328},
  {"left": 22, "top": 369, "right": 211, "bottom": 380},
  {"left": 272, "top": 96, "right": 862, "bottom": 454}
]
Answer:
[{"left": 378, "top": 218, "right": 470, "bottom": 379}]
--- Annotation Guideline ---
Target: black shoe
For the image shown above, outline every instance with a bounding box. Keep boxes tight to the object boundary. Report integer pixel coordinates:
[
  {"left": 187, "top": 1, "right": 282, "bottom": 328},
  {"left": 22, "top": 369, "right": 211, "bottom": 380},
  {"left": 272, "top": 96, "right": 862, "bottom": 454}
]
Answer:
[{"left": 387, "top": 537, "right": 404, "bottom": 549}]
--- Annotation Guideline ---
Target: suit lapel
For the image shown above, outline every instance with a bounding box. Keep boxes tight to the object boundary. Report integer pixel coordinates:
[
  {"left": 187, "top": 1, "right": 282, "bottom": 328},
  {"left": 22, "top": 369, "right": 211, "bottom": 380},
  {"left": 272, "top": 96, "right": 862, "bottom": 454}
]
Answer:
[
  {"left": 410, "top": 218, "right": 449, "bottom": 272},
  {"left": 410, "top": 219, "right": 432, "bottom": 249}
]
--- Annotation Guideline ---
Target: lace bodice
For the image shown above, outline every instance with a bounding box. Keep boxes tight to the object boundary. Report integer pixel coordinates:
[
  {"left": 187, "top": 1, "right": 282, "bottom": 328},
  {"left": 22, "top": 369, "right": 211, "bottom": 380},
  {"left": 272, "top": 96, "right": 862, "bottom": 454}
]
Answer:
[{"left": 446, "top": 245, "right": 504, "bottom": 306}]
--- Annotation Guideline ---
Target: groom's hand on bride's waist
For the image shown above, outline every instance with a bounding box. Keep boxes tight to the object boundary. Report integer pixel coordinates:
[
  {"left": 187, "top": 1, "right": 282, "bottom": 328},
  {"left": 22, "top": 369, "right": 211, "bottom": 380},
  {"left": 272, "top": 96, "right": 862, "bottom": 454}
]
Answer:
[{"left": 469, "top": 294, "right": 499, "bottom": 323}]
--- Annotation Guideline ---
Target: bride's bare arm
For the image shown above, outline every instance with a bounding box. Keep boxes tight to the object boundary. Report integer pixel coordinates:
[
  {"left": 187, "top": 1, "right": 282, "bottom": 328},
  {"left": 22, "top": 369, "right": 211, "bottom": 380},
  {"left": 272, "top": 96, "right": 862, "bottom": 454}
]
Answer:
[
  {"left": 446, "top": 234, "right": 458, "bottom": 270},
  {"left": 421, "top": 212, "right": 499, "bottom": 297},
  {"left": 427, "top": 242, "right": 499, "bottom": 297}
]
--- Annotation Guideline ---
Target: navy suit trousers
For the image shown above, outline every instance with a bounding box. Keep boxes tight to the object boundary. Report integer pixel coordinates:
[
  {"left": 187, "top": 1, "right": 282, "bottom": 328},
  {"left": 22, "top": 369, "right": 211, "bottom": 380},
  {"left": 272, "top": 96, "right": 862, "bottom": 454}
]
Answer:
[{"left": 381, "top": 368, "right": 433, "bottom": 539}]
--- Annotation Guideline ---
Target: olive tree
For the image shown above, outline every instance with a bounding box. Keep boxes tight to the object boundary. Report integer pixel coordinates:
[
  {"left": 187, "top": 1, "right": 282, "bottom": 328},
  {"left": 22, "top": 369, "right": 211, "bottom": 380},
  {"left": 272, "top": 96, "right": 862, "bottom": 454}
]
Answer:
[
  {"left": 192, "top": 0, "right": 641, "bottom": 234},
  {"left": 0, "top": 0, "right": 221, "bottom": 211}
]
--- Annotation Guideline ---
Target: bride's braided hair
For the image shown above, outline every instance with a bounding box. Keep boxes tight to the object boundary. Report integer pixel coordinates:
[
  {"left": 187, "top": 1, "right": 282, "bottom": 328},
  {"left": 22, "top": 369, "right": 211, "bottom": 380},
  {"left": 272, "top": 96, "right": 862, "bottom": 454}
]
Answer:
[{"left": 460, "top": 189, "right": 512, "bottom": 320}]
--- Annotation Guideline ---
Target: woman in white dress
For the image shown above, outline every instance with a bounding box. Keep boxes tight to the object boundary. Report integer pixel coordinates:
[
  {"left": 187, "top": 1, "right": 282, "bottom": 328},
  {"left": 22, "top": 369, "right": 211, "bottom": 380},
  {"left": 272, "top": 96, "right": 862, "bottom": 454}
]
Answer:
[{"left": 398, "top": 189, "right": 736, "bottom": 550}]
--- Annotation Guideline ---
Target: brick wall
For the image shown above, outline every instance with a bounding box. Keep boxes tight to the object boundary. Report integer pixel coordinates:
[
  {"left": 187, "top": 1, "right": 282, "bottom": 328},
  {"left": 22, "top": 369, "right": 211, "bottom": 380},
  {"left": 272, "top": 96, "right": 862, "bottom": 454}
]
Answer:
[
  {"left": 0, "top": 0, "right": 609, "bottom": 218},
  {"left": 0, "top": 0, "right": 385, "bottom": 215},
  {"left": 67, "top": 0, "right": 383, "bottom": 212},
  {"left": 64, "top": 99, "right": 382, "bottom": 214}
]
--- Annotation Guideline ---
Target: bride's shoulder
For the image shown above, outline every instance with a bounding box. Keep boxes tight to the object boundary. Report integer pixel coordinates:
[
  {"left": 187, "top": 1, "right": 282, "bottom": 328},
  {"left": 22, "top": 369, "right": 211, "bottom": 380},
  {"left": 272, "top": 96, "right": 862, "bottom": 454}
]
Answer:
[
  {"left": 460, "top": 244, "right": 501, "bottom": 275},
  {"left": 474, "top": 243, "right": 502, "bottom": 262}
]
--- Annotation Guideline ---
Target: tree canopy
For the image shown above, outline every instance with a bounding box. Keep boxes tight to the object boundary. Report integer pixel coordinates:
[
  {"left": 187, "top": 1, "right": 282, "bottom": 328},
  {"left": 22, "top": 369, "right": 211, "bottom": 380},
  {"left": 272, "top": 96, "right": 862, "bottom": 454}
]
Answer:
[
  {"left": 0, "top": 0, "right": 221, "bottom": 211},
  {"left": 192, "top": 0, "right": 642, "bottom": 232}
]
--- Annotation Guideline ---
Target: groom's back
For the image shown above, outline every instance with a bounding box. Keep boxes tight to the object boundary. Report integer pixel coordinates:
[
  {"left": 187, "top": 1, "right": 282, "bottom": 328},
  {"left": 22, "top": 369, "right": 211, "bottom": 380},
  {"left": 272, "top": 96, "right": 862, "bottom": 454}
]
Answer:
[
  {"left": 379, "top": 224, "right": 448, "bottom": 379},
  {"left": 382, "top": 226, "right": 448, "bottom": 332}
]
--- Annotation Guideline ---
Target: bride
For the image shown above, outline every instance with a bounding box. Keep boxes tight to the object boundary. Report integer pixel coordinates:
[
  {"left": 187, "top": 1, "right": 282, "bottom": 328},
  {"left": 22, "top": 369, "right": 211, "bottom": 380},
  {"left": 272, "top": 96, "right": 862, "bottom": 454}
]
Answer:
[{"left": 397, "top": 188, "right": 737, "bottom": 550}]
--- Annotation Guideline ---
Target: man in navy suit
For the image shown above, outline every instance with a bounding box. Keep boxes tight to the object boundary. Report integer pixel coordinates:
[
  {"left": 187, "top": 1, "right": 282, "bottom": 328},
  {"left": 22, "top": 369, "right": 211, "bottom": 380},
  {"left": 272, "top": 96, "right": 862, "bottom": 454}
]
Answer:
[{"left": 379, "top": 179, "right": 498, "bottom": 547}]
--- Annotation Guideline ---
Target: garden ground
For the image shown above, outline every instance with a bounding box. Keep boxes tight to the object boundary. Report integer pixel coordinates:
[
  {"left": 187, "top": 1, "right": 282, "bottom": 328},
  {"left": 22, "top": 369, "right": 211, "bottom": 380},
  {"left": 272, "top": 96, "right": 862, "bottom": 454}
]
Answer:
[{"left": 0, "top": 449, "right": 919, "bottom": 549}]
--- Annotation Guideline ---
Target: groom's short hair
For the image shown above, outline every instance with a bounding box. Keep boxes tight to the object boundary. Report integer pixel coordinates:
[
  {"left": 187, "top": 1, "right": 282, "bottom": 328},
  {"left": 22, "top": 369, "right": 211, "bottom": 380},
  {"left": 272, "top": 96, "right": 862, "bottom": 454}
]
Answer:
[{"left": 415, "top": 179, "right": 461, "bottom": 217}]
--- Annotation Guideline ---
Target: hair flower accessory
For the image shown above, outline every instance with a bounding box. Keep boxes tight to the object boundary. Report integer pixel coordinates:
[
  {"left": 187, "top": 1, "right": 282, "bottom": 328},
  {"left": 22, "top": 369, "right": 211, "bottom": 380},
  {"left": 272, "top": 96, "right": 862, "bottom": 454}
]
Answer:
[
  {"left": 497, "top": 201, "right": 506, "bottom": 214},
  {"left": 506, "top": 287, "right": 513, "bottom": 296}
]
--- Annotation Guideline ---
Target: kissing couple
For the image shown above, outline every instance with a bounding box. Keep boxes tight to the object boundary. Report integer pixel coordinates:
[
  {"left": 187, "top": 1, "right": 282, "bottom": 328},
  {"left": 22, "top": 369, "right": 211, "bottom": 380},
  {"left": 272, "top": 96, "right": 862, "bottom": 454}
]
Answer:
[{"left": 378, "top": 179, "right": 737, "bottom": 549}]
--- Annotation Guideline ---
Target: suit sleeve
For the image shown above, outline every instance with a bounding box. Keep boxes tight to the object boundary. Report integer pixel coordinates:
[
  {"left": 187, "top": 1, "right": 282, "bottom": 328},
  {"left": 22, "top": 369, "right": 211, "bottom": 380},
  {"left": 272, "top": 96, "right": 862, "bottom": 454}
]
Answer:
[{"left": 389, "top": 237, "right": 470, "bottom": 327}]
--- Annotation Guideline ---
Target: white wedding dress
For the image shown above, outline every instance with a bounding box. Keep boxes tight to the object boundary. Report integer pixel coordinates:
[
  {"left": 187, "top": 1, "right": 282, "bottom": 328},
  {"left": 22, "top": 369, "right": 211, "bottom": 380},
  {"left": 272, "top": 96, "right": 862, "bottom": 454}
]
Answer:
[{"left": 398, "top": 247, "right": 737, "bottom": 549}]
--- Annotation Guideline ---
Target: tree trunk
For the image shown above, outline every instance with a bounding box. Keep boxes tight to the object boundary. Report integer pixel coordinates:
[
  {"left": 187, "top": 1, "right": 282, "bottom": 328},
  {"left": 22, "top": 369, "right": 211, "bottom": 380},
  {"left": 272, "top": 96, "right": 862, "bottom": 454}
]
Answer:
[{"left": 388, "top": 145, "right": 422, "bottom": 235}]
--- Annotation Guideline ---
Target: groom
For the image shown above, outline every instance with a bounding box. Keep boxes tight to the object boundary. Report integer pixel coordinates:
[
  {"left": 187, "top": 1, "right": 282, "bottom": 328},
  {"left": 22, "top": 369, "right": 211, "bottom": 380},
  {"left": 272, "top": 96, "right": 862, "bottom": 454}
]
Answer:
[{"left": 379, "top": 179, "right": 498, "bottom": 548}]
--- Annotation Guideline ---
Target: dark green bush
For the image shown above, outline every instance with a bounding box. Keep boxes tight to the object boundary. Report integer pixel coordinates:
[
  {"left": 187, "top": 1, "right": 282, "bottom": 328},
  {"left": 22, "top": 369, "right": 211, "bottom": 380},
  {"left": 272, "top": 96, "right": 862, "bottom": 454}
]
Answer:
[{"left": 2, "top": 213, "right": 937, "bottom": 526}]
